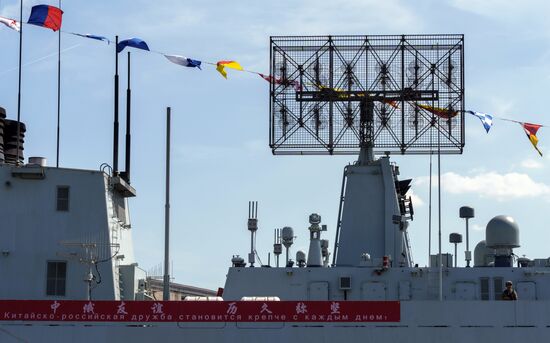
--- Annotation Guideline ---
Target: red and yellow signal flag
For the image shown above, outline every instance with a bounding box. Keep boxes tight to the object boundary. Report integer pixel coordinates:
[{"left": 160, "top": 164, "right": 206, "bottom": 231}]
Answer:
[
  {"left": 416, "top": 103, "right": 458, "bottom": 119},
  {"left": 259, "top": 74, "right": 301, "bottom": 91},
  {"left": 520, "top": 122, "right": 543, "bottom": 156},
  {"left": 383, "top": 99, "right": 399, "bottom": 109},
  {"left": 216, "top": 60, "right": 243, "bottom": 79}
]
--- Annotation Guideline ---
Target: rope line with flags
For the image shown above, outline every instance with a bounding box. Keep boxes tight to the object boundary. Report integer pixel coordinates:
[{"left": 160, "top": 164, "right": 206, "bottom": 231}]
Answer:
[{"left": 0, "top": 3, "right": 547, "bottom": 157}]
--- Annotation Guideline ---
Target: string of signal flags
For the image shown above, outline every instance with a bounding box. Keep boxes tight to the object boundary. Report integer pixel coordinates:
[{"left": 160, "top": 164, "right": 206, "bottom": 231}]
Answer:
[{"left": 0, "top": 4, "right": 546, "bottom": 157}]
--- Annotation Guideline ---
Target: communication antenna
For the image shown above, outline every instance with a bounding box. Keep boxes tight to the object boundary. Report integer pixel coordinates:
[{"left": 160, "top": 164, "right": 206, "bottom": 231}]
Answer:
[
  {"left": 59, "top": 240, "right": 120, "bottom": 300},
  {"left": 442, "top": 55, "right": 458, "bottom": 88},
  {"left": 307, "top": 57, "right": 328, "bottom": 87},
  {"left": 459, "top": 206, "right": 475, "bottom": 267},
  {"left": 307, "top": 103, "right": 327, "bottom": 138},
  {"left": 449, "top": 233, "right": 463, "bottom": 267},
  {"left": 273, "top": 59, "right": 287, "bottom": 83},
  {"left": 273, "top": 229, "right": 282, "bottom": 267},
  {"left": 406, "top": 55, "right": 427, "bottom": 89},
  {"left": 274, "top": 104, "right": 295, "bottom": 138},
  {"left": 247, "top": 201, "right": 259, "bottom": 267}
]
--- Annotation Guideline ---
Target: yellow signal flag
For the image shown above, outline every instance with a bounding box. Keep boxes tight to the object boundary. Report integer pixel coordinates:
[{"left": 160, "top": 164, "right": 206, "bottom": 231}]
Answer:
[
  {"left": 383, "top": 100, "right": 399, "bottom": 109},
  {"left": 216, "top": 60, "right": 243, "bottom": 79},
  {"left": 522, "top": 122, "right": 543, "bottom": 157},
  {"left": 416, "top": 103, "right": 458, "bottom": 119}
]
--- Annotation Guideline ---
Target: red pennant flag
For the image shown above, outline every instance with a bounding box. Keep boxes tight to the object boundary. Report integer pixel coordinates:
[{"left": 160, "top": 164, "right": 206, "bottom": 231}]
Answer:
[
  {"left": 521, "top": 122, "right": 543, "bottom": 156},
  {"left": 258, "top": 73, "right": 301, "bottom": 91},
  {"left": 416, "top": 103, "right": 458, "bottom": 119}
]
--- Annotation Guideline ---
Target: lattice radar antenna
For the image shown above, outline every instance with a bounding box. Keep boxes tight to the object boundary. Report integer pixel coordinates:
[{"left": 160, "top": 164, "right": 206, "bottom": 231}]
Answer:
[{"left": 269, "top": 35, "right": 465, "bottom": 156}]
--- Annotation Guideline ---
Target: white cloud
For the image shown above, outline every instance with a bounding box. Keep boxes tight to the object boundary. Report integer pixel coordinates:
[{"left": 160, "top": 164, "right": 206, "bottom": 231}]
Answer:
[
  {"left": 441, "top": 171, "right": 550, "bottom": 200},
  {"left": 408, "top": 189, "right": 424, "bottom": 207},
  {"left": 0, "top": 0, "right": 42, "bottom": 18},
  {"left": 279, "top": 0, "right": 421, "bottom": 35},
  {"left": 472, "top": 224, "right": 484, "bottom": 231},
  {"left": 520, "top": 159, "right": 544, "bottom": 169},
  {"left": 450, "top": 0, "right": 548, "bottom": 21}
]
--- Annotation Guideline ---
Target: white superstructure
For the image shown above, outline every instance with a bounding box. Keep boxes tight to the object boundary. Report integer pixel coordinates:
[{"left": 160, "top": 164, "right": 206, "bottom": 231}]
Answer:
[{"left": 0, "top": 162, "right": 145, "bottom": 301}]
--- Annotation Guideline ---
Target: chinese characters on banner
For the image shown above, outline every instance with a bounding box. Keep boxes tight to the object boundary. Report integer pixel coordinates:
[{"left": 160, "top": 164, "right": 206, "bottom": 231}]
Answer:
[{"left": 0, "top": 300, "right": 400, "bottom": 323}]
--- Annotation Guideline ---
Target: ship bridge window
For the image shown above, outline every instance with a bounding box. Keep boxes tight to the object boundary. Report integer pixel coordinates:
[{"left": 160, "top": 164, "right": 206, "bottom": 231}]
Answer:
[
  {"left": 46, "top": 261, "right": 67, "bottom": 296},
  {"left": 493, "top": 277, "right": 503, "bottom": 300},
  {"left": 56, "top": 186, "right": 70, "bottom": 211},
  {"left": 480, "top": 277, "right": 489, "bottom": 300}
]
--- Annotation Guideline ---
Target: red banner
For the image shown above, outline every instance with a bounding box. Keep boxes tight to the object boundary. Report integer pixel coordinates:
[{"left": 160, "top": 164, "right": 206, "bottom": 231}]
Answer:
[{"left": 0, "top": 300, "right": 400, "bottom": 323}]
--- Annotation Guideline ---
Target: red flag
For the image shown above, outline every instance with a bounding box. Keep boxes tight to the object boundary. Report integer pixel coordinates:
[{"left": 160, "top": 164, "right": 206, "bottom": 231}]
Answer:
[
  {"left": 521, "top": 122, "right": 543, "bottom": 156},
  {"left": 27, "top": 5, "right": 63, "bottom": 31},
  {"left": 416, "top": 103, "right": 458, "bottom": 119},
  {"left": 259, "top": 73, "right": 301, "bottom": 91}
]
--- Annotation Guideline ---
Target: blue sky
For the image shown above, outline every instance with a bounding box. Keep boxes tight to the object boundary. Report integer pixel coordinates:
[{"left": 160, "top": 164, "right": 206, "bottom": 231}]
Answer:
[{"left": 1, "top": 0, "right": 549, "bottom": 290}]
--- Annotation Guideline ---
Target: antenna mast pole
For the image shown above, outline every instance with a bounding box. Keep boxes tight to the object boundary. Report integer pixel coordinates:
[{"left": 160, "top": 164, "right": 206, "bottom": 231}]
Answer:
[
  {"left": 163, "top": 107, "right": 171, "bottom": 301},
  {"left": 16, "top": 0, "right": 23, "bottom": 166},
  {"left": 248, "top": 201, "right": 258, "bottom": 267},
  {"left": 124, "top": 51, "right": 131, "bottom": 182},
  {"left": 438, "top": 120, "right": 443, "bottom": 301},
  {"left": 56, "top": 0, "right": 61, "bottom": 168},
  {"left": 113, "top": 36, "right": 119, "bottom": 175}
]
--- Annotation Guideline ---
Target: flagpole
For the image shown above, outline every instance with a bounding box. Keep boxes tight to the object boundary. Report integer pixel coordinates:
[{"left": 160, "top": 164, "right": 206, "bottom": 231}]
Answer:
[
  {"left": 163, "top": 106, "right": 171, "bottom": 301},
  {"left": 113, "top": 36, "right": 119, "bottom": 175},
  {"left": 56, "top": 0, "right": 61, "bottom": 168},
  {"left": 437, "top": 118, "right": 442, "bottom": 302},
  {"left": 124, "top": 51, "right": 131, "bottom": 183},
  {"left": 16, "top": 0, "right": 23, "bottom": 166},
  {"left": 428, "top": 131, "right": 432, "bottom": 266}
]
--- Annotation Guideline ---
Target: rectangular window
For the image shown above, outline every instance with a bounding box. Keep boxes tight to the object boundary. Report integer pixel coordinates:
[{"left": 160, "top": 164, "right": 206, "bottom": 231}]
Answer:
[
  {"left": 493, "top": 277, "right": 503, "bottom": 300},
  {"left": 56, "top": 186, "right": 70, "bottom": 211},
  {"left": 46, "top": 261, "right": 67, "bottom": 296},
  {"left": 480, "top": 277, "right": 489, "bottom": 300}
]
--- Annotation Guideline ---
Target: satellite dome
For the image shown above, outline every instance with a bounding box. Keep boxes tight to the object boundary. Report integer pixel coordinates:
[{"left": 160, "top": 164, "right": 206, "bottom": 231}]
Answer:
[
  {"left": 474, "top": 240, "right": 494, "bottom": 267},
  {"left": 485, "top": 215, "right": 520, "bottom": 249}
]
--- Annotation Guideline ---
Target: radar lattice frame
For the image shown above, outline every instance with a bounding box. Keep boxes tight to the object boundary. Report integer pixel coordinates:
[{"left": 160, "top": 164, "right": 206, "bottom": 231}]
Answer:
[{"left": 269, "top": 34, "right": 464, "bottom": 155}]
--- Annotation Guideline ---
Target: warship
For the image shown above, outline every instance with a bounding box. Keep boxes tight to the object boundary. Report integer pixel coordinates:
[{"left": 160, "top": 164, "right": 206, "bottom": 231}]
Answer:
[{"left": 1, "top": 35, "right": 549, "bottom": 343}]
